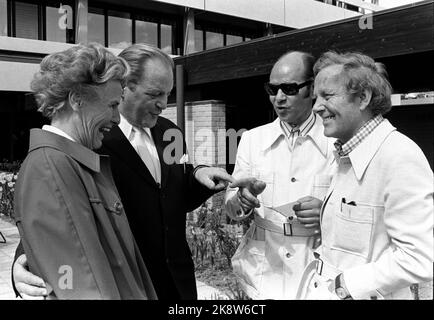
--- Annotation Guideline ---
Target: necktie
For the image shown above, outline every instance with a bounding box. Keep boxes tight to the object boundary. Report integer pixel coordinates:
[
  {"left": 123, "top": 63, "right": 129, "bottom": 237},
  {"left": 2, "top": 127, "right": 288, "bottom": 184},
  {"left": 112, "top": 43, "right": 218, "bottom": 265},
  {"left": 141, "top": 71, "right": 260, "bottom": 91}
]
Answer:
[
  {"left": 132, "top": 128, "right": 161, "bottom": 184},
  {"left": 289, "top": 128, "right": 300, "bottom": 148}
]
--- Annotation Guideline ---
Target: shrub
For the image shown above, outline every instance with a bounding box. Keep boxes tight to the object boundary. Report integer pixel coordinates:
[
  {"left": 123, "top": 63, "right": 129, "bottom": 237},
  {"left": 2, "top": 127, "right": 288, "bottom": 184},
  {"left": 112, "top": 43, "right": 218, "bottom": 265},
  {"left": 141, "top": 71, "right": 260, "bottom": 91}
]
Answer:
[{"left": 0, "top": 171, "right": 18, "bottom": 219}]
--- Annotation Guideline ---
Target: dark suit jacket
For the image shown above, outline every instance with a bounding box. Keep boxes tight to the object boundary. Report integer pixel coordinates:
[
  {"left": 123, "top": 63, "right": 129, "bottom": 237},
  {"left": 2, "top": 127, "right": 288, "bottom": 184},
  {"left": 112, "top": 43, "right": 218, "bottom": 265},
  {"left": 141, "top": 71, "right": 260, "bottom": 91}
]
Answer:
[{"left": 14, "top": 117, "right": 215, "bottom": 300}]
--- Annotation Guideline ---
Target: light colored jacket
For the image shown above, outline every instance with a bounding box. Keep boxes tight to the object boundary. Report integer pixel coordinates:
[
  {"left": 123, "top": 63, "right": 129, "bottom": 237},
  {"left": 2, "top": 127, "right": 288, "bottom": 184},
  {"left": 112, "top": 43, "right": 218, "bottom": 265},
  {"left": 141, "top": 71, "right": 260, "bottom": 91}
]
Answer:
[
  {"left": 225, "top": 115, "right": 335, "bottom": 299},
  {"left": 14, "top": 129, "right": 157, "bottom": 299},
  {"left": 300, "top": 119, "right": 433, "bottom": 299}
]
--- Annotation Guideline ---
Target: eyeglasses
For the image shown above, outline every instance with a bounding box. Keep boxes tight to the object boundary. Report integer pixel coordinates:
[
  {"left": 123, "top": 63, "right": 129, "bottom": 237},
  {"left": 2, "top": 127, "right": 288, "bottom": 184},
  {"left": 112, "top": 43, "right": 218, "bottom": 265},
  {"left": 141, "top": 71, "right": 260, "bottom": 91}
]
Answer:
[{"left": 264, "top": 80, "right": 313, "bottom": 96}]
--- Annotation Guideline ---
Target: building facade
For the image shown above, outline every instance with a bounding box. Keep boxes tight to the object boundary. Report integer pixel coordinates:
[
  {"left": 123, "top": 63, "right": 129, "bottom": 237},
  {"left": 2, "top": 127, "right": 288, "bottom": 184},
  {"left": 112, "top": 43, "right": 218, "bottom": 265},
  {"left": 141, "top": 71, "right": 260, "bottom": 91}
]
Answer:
[{"left": 0, "top": 0, "right": 424, "bottom": 163}]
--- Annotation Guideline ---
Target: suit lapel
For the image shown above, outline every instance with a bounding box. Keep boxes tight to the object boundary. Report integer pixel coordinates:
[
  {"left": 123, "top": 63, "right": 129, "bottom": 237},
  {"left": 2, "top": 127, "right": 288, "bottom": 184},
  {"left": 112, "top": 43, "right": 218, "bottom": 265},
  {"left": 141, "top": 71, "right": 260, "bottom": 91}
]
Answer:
[
  {"left": 102, "top": 125, "right": 159, "bottom": 188},
  {"left": 151, "top": 121, "right": 171, "bottom": 189}
]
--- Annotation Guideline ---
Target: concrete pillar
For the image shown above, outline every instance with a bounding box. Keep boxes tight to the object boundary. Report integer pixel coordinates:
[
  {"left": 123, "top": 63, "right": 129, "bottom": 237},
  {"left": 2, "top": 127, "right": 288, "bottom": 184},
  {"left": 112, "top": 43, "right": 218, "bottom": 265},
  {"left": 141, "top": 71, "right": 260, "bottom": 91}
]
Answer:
[
  {"left": 183, "top": 8, "right": 196, "bottom": 55},
  {"left": 162, "top": 100, "right": 226, "bottom": 167},
  {"left": 75, "top": 0, "right": 88, "bottom": 44}
]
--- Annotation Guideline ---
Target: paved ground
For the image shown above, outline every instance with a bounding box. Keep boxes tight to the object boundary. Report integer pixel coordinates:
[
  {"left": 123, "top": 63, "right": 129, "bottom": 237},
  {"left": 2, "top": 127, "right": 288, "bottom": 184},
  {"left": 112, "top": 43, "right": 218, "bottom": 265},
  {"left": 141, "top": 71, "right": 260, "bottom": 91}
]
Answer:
[
  {"left": 0, "top": 217, "right": 19, "bottom": 300},
  {"left": 0, "top": 217, "right": 431, "bottom": 300}
]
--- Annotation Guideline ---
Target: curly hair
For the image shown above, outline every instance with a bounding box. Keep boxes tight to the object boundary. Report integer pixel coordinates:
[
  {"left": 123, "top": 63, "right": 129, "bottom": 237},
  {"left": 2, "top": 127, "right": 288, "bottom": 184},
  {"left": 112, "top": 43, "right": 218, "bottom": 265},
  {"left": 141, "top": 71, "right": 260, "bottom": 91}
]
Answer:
[
  {"left": 31, "top": 43, "right": 130, "bottom": 119},
  {"left": 313, "top": 51, "right": 393, "bottom": 115}
]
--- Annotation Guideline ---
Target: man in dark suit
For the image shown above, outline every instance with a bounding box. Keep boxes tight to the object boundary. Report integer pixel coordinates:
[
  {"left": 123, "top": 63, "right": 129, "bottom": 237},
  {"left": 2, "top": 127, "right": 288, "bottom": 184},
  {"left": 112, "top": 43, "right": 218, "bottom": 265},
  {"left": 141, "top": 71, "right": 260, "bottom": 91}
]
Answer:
[{"left": 12, "top": 44, "right": 233, "bottom": 300}]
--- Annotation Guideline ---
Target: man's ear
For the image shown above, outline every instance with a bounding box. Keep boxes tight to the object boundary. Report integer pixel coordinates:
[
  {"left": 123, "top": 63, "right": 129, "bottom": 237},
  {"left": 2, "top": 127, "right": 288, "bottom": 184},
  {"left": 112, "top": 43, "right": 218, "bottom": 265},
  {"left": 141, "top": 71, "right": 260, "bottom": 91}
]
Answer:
[
  {"left": 308, "top": 83, "right": 315, "bottom": 99},
  {"left": 303, "top": 83, "right": 314, "bottom": 99},
  {"left": 359, "top": 89, "right": 372, "bottom": 111},
  {"left": 68, "top": 91, "right": 82, "bottom": 112}
]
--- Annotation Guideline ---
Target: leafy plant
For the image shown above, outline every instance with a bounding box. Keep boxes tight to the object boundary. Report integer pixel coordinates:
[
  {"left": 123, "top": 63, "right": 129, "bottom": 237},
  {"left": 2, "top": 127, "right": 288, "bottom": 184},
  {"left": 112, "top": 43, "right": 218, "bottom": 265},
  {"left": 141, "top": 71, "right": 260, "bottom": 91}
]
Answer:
[
  {"left": 186, "top": 201, "right": 252, "bottom": 300},
  {"left": 0, "top": 171, "right": 18, "bottom": 219}
]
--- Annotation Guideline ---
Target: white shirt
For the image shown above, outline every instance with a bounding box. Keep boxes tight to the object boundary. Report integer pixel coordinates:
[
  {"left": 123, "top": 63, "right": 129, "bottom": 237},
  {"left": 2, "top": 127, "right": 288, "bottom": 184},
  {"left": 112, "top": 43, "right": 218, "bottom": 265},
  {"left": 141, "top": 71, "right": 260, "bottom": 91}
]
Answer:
[
  {"left": 225, "top": 113, "right": 336, "bottom": 299},
  {"left": 118, "top": 114, "right": 161, "bottom": 184},
  {"left": 42, "top": 125, "right": 76, "bottom": 142}
]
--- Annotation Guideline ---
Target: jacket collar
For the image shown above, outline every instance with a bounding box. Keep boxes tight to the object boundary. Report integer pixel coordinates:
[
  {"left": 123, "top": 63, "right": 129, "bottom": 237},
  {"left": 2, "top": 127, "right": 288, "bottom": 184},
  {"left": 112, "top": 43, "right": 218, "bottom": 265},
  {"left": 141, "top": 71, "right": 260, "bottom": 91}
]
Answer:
[
  {"left": 345, "top": 119, "right": 396, "bottom": 181},
  {"left": 260, "top": 114, "right": 329, "bottom": 158},
  {"left": 28, "top": 128, "right": 101, "bottom": 172}
]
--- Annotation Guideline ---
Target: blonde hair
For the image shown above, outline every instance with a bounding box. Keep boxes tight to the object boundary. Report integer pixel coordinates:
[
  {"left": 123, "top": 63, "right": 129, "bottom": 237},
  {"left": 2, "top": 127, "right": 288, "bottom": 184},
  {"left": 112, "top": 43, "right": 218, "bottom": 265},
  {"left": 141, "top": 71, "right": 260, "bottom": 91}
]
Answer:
[{"left": 314, "top": 51, "right": 393, "bottom": 115}]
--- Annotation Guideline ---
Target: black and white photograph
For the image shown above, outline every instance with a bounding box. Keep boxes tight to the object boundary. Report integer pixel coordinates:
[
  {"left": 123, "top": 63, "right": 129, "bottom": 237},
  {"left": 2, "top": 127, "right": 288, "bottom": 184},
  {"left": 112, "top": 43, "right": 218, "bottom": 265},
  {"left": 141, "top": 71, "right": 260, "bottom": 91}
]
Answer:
[{"left": 0, "top": 0, "right": 432, "bottom": 313}]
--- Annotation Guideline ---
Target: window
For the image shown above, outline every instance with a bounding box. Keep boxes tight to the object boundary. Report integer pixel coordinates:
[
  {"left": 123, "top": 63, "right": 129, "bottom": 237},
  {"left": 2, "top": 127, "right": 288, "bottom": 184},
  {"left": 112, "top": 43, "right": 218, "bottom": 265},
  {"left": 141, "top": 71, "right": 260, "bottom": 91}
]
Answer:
[
  {"left": 88, "top": 8, "right": 105, "bottom": 46},
  {"left": 87, "top": 6, "right": 177, "bottom": 53},
  {"left": 226, "top": 34, "right": 242, "bottom": 46},
  {"left": 14, "top": 1, "right": 38, "bottom": 40},
  {"left": 108, "top": 11, "right": 132, "bottom": 49},
  {"left": 135, "top": 20, "right": 158, "bottom": 47},
  {"left": 205, "top": 31, "right": 223, "bottom": 50},
  {"left": 8, "top": 1, "right": 74, "bottom": 42},
  {"left": 194, "top": 29, "right": 203, "bottom": 52},
  {"left": 46, "top": 6, "right": 66, "bottom": 42},
  {"left": 160, "top": 23, "right": 173, "bottom": 54},
  {"left": 195, "top": 23, "right": 256, "bottom": 52},
  {"left": 0, "top": 0, "right": 7, "bottom": 36}
]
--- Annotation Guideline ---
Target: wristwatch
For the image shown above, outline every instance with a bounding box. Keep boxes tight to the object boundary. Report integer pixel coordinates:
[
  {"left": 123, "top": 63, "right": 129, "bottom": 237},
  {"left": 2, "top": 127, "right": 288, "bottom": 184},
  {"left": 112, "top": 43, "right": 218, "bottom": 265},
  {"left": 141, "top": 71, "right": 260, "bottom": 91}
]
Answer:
[{"left": 335, "top": 273, "right": 353, "bottom": 300}]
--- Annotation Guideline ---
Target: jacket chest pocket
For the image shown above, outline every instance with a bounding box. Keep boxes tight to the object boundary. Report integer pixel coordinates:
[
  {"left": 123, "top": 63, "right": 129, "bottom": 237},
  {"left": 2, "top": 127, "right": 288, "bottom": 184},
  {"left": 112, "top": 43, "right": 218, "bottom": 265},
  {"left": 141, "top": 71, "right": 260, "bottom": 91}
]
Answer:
[{"left": 328, "top": 202, "right": 375, "bottom": 259}]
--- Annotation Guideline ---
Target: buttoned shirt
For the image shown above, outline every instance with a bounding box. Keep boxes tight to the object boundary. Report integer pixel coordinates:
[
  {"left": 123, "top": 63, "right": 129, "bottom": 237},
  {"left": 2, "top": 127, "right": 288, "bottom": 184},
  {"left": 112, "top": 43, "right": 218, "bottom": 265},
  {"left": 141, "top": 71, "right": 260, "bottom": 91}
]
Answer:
[
  {"left": 281, "top": 112, "right": 316, "bottom": 149},
  {"left": 225, "top": 113, "right": 336, "bottom": 299},
  {"left": 118, "top": 114, "right": 161, "bottom": 184},
  {"left": 334, "top": 115, "right": 384, "bottom": 156}
]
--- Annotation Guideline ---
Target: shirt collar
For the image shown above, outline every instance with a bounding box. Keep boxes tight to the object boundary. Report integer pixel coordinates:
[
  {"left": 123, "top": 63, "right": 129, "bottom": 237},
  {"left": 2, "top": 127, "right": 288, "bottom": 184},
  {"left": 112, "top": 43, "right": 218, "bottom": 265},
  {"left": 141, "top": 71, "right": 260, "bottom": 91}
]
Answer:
[
  {"left": 42, "top": 125, "right": 76, "bottom": 142},
  {"left": 280, "top": 112, "right": 315, "bottom": 138},
  {"left": 118, "top": 113, "right": 152, "bottom": 140},
  {"left": 261, "top": 113, "right": 329, "bottom": 157},
  {"left": 334, "top": 115, "right": 384, "bottom": 157},
  {"left": 342, "top": 119, "right": 396, "bottom": 180},
  {"left": 29, "top": 128, "right": 101, "bottom": 172}
]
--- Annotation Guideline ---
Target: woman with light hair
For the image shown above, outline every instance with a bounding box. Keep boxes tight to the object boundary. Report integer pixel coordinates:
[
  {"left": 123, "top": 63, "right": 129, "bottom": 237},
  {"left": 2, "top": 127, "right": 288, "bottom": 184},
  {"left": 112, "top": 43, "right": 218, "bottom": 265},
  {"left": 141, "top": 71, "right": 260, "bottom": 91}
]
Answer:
[
  {"left": 296, "top": 51, "right": 433, "bottom": 300},
  {"left": 13, "top": 43, "right": 157, "bottom": 299}
]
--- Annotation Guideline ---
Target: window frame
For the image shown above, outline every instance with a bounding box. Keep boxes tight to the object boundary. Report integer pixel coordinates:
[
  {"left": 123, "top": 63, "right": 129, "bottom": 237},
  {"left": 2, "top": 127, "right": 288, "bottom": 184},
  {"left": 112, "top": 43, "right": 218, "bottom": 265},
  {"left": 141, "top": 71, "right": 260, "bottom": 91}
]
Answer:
[
  {"left": 9, "top": 0, "right": 75, "bottom": 43},
  {"left": 89, "top": 1, "right": 178, "bottom": 54}
]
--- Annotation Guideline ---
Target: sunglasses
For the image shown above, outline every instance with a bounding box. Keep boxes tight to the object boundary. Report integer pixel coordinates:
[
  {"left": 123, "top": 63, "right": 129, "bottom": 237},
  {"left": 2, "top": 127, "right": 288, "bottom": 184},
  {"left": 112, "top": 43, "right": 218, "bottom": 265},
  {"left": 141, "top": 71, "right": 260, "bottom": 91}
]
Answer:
[{"left": 264, "top": 80, "right": 313, "bottom": 96}]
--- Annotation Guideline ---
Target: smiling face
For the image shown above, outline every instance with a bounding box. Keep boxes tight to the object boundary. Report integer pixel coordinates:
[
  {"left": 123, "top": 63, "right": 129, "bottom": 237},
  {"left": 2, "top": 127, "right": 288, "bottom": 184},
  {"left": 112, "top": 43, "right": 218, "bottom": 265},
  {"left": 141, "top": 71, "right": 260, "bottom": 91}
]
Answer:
[
  {"left": 75, "top": 80, "right": 122, "bottom": 149},
  {"left": 269, "top": 54, "right": 313, "bottom": 126},
  {"left": 313, "top": 64, "right": 370, "bottom": 143},
  {"left": 120, "top": 57, "right": 173, "bottom": 129}
]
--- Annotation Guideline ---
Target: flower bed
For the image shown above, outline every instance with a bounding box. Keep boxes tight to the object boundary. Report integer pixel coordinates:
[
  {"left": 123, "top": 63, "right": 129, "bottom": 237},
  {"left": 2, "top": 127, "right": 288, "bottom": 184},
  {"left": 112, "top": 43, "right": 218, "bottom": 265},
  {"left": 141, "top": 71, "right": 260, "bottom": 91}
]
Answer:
[{"left": 186, "top": 202, "right": 251, "bottom": 300}]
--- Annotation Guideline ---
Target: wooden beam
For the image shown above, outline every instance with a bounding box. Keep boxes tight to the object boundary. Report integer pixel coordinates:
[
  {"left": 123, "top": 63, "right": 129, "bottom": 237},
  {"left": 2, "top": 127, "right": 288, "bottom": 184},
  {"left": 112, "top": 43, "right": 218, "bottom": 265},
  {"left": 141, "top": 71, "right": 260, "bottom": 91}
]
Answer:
[{"left": 175, "top": 1, "right": 434, "bottom": 86}]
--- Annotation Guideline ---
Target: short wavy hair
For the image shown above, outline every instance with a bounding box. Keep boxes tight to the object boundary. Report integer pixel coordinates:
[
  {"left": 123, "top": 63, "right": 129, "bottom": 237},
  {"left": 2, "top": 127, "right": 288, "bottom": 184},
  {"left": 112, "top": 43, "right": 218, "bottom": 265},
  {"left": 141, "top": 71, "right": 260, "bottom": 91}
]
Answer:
[
  {"left": 118, "top": 43, "right": 174, "bottom": 86},
  {"left": 313, "top": 51, "right": 393, "bottom": 115},
  {"left": 31, "top": 43, "right": 129, "bottom": 119}
]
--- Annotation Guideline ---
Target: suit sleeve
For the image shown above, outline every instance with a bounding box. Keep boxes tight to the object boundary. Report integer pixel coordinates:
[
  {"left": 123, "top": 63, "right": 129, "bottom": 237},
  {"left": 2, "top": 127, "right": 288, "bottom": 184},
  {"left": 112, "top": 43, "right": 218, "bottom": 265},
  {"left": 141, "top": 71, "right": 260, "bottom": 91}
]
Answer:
[
  {"left": 14, "top": 149, "right": 121, "bottom": 299},
  {"left": 184, "top": 162, "right": 215, "bottom": 212},
  {"left": 224, "top": 130, "right": 254, "bottom": 221}
]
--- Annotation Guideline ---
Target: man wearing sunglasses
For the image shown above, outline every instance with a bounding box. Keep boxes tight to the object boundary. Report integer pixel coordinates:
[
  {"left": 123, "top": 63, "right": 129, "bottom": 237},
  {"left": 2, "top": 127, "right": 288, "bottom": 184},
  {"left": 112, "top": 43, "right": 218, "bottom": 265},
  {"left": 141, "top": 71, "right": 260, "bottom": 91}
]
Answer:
[{"left": 225, "top": 51, "right": 336, "bottom": 299}]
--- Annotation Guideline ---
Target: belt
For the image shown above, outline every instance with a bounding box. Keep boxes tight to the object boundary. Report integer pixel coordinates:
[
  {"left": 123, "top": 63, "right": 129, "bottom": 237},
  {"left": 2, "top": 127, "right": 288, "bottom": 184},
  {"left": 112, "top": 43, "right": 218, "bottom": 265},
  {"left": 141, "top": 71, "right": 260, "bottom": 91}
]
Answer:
[
  {"left": 313, "top": 252, "right": 341, "bottom": 279},
  {"left": 254, "top": 214, "right": 317, "bottom": 237}
]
